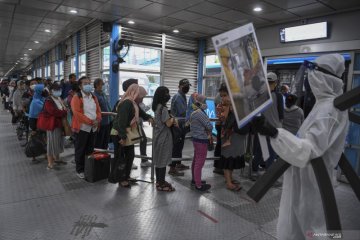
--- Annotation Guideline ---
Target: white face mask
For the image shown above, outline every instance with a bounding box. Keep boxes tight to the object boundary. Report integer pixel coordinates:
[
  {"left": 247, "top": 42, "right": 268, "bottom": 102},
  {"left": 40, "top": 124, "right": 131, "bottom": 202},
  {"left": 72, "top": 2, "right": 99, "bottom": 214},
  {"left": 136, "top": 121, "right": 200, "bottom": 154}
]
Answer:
[
  {"left": 9, "top": 86, "right": 14, "bottom": 91},
  {"left": 30, "top": 85, "right": 36, "bottom": 90}
]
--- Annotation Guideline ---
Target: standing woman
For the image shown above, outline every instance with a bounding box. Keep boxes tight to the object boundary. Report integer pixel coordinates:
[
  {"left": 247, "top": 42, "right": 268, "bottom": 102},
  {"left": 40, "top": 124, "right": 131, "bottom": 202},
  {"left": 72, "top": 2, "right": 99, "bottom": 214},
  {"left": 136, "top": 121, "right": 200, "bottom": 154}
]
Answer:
[
  {"left": 109, "top": 84, "right": 141, "bottom": 188},
  {"left": 214, "top": 83, "right": 249, "bottom": 191},
  {"left": 152, "top": 86, "right": 176, "bottom": 192},
  {"left": 43, "top": 82, "right": 68, "bottom": 169}
]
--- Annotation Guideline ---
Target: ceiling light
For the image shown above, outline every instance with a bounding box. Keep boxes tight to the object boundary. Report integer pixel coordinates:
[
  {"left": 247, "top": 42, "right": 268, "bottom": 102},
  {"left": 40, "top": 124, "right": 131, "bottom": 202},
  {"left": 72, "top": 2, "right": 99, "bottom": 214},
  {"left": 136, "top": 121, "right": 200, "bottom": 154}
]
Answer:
[
  {"left": 24, "top": 54, "right": 27, "bottom": 56},
  {"left": 34, "top": 41, "right": 39, "bottom": 44},
  {"left": 173, "top": 29, "right": 179, "bottom": 33},
  {"left": 28, "top": 49, "right": 32, "bottom": 51},
  {"left": 45, "top": 29, "right": 51, "bottom": 33},
  {"left": 15, "top": 63, "right": 18, "bottom": 65},
  {"left": 128, "top": 20, "right": 135, "bottom": 25},
  {"left": 69, "top": 9, "right": 78, "bottom": 14},
  {"left": 253, "top": 7, "right": 262, "bottom": 12},
  {"left": 20, "top": 58, "right": 23, "bottom": 60}
]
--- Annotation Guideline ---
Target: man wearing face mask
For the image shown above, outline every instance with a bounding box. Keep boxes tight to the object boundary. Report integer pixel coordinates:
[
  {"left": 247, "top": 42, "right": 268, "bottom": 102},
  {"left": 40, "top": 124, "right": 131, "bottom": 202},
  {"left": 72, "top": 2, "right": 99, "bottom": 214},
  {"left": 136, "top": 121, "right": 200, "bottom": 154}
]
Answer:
[
  {"left": 12, "top": 80, "right": 26, "bottom": 118},
  {"left": 93, "top": 78, "right": 112, "bottom": 150},
  {"left": 71, "top": 76, "right": 102, "bottom": 179},
  {"left": 252, "top": 54, "right": 349, "bottom": 239},
  {"left": 169, "top": 79, "right": 192, "bottom": 176}
]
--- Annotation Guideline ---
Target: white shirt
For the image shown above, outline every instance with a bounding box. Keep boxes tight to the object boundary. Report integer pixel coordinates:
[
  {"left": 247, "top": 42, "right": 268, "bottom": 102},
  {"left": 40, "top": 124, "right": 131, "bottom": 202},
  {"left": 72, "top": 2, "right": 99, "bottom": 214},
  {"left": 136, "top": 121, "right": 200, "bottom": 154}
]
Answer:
[{"left": 80, "top": 90, "right": 97, "bottom": 132}]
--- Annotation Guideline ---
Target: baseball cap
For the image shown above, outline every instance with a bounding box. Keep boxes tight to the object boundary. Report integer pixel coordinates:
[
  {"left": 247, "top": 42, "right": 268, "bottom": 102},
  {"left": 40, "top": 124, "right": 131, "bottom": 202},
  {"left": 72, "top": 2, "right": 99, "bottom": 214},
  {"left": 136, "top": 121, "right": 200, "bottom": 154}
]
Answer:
[
  {"left": 267, "top": 72, "right": 277, "bottom": 82},
  {"left": 179, "top": 78, "right": 191, "bottom": 86}
]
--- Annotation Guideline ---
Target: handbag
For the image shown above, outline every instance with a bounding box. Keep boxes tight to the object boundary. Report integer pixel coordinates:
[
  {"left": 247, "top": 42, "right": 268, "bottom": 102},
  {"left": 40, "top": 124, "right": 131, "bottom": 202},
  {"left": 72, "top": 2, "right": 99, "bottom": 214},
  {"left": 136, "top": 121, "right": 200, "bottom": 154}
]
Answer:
[
  {"left": 25, "top": 132, "right": 46, "bottom": 158},
  {"left": 124, "top": 123, "right": 143, "bottom": 146},
  {"left": 37, "top": 110, "right": 55, "bottom": 131},
  {"left": 62, "top": 117, "right": 72, "bottom": 136}
]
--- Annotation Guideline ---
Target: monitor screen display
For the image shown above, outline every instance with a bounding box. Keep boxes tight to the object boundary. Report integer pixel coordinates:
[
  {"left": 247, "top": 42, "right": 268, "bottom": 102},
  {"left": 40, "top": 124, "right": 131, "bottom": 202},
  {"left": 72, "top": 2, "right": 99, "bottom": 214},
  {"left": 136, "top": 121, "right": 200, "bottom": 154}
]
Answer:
[{"left": 280, "top": 22, "right": 328, "bottom": 43}]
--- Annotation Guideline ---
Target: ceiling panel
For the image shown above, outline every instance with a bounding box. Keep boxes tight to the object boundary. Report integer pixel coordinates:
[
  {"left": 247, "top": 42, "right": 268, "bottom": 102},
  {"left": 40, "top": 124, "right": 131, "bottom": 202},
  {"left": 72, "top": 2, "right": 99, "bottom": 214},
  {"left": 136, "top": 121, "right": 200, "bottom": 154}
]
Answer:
[
  {"left": 187, "top": 2, "right": 228, "bottom": 16},
  {"left": 263, "top": 0, "right": 317, "bottom": 9},
  {"left": 15, "top": 5, "right": 48, "bottom": 17},
  {"left": 12, "top": 18, "right": 40, "bottom": 27},
  {"left": 168, "top": 10, "right": 204, "bottom": 21},
  {"left": 20, "top": 0, "right": 58, "bottom": 11},
  {"left": 96, "top": 4, "right": 133, "bottom": 17},
  {"left": 319, "top": 0, "right": 360, "bottom": 10},
  {"left": 151, "top": 0, "right": 204, "bottom": 8},
  {"left": 56, "top": 5, "right": 91, "bottom": 17},
  {"left": 108, "top": 0, "right": 152, "bottom": 9},
  {"left": 0, "top": 0, "right": 19, "bottom": 3},
  {"left": 261, "top": 10, "right": 299, "bottom": 21},
  {"left": 87, "top": 11, "right": 121, "bottom": 22},
  {"left": 0, "top": 2, "right": 15, "bottom": 12},
  {"left": 288, "top": 2, "right": 334, "bottom": 16},
  {"left": 137, "top": 3, "right": 180, "bottom": 17},
  {"left": 42, "top": 18, "right": 70, "bottom": 26},
  {"left": 214, "top": 10, "right": 252, "bottom": 22},
  {"left": 154, "top": 17, "right": 185, "bottom": 27},
  {"left": 46, "top": 12, "right": 77, "bottom": 21},
  {"left": 14, "top": 13, "right": 43, "bottom": 22},
  {"left": 196, "top": 17, "right": 233, "bottom": 29},
  {"left": 61, "top": 0, "right": 102, "bottom": 11}
]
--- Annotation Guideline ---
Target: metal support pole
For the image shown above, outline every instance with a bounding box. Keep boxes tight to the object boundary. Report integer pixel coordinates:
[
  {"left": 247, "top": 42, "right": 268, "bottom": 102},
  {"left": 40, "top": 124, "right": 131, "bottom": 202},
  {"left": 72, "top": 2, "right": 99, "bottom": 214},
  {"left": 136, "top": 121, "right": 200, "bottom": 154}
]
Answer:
[
  {"left": 197, "top": 38, "right": 205, "bottom": 94},
  {"left": 75, "top": 31, "right": 80, "bottom": 78},
  {"left": 151, "top": 128, "right": 155, "bottom": 181},
  {"left": 109, "top": 23, "right": 120, "bottom": 108}
]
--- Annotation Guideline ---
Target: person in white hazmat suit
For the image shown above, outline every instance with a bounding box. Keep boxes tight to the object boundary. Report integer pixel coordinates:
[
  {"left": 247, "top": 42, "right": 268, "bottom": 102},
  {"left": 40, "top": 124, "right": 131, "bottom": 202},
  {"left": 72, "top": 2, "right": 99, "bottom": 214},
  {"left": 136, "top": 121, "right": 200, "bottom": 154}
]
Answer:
[{"left": 252, "top": 53, "right": 349, "bottom": 239}]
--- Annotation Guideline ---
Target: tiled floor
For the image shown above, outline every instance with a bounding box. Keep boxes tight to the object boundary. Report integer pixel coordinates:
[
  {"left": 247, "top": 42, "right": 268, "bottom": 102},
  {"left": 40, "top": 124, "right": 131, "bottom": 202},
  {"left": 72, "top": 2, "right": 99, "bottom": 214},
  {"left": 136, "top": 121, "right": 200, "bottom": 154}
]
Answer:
[{"left": 0, "top": 109, "right": 359, "bottom": 240}]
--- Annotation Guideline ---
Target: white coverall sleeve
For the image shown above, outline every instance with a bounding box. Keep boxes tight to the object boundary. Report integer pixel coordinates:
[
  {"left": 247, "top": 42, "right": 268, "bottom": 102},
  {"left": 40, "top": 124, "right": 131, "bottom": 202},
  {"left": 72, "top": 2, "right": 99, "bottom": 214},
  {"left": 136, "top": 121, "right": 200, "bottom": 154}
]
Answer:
[{"left": 270, "top": 117, "right": 335, "bottom": 168}]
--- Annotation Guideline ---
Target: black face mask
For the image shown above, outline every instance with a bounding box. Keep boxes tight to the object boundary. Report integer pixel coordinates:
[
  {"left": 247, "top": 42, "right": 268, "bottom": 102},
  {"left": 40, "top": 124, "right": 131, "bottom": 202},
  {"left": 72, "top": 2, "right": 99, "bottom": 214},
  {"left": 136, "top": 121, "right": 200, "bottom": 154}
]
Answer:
[
  {"left": 164, "top": 94, "right": 170, "bottom": 103},
  {"left": 182, "top": 85, "right": 190, "bottom": 94}
]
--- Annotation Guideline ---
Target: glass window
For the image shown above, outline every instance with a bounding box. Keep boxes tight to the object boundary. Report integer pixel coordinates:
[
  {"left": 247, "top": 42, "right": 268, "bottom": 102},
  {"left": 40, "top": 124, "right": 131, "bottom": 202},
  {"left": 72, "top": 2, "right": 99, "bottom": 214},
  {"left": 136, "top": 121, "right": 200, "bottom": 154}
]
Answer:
[
  {"left": 120, "top": 46, "right": 161, "bottom": 72},
  {"left": 46, "top": 65, "right": 50, "bottom": 78},
  {"left": 55, "top": 61, "right": 64, "bottom": 80},
  {"left": 203, "top": 54, "right": 222, "bottom": 98},
  {"left": 71, "top": 56, "right": 76, "bottom": 73},
  {"left": 119, "top": 71, "right": 160, "bottom": 97},
  {"left": 102, "top": 46, "right": 110, "bottom": 70},
  {"left": 79, "top": 53, "right": 86, "bottom": 74}
]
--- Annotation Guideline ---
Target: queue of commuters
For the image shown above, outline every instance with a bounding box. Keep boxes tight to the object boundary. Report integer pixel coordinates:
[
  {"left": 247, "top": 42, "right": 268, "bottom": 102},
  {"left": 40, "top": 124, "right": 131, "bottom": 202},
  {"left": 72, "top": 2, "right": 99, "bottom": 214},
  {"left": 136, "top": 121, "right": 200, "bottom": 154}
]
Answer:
[{"left": 1, "top": 71, "right": 297, "bottom": 193}]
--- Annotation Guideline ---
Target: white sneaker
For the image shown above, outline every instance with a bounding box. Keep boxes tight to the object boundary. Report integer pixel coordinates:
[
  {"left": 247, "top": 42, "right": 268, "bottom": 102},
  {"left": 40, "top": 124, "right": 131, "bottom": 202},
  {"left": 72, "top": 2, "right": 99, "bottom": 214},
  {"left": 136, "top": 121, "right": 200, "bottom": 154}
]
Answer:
[
  {"left": 140, "top": 161, "right": 152, "bottom": 167},
  {"left": 77, "top": 172, "right": 85, "bottom": 179},
  {"left": 132, "top": 164, "right": 138, "bottom": 169}
]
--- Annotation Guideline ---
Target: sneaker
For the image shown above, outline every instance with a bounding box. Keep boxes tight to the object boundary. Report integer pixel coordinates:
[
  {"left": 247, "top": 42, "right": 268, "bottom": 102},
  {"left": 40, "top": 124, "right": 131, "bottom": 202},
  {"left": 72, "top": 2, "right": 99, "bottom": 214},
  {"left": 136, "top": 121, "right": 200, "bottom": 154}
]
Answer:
[
  {"left": 77, "top": 172, "right": 85, "bottom": 179},
  {"left": 191, "top": 180, "right": 206, "bottom": 187},
  {"left": 176, "top": 163, "right": 190, "bottom": 171},
  {"left": 132, "top": 164, "right": 138, "bottom": 169},
  {"left": 168, "top": 169, "right": 184, "bottom": 176},
  {"left": 140, "top": 161, "right": 152, "bottom": 167},
  {"left": 195, "top": 183, "right": 211, "bottom": 191}
]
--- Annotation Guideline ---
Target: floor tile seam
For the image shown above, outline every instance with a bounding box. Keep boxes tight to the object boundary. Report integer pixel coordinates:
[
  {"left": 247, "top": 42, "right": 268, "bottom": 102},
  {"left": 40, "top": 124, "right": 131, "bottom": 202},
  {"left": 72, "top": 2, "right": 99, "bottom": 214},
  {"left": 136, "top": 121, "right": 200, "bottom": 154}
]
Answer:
[
  {"left": 0, "top": 190, "right": 69, "bottom": 207},
  {"left": 238, "top": 227, "right": 276, "bottom": 240},
  {"left": 236, "top": 226, "right": 263, "bottom": 240}
]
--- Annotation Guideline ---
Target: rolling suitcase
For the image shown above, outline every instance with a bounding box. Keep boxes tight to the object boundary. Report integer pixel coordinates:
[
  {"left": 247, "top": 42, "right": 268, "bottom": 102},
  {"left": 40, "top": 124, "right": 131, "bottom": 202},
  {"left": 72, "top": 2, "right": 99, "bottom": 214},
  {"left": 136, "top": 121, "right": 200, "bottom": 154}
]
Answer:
[{"left": 85, "top": 152, "right": 110, "bottom": 183}]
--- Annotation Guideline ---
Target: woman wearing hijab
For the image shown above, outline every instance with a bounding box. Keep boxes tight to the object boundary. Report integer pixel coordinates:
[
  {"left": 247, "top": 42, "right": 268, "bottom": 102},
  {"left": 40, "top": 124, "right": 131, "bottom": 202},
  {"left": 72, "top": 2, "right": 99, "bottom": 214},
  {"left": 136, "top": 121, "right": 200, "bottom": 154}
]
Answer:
[{"left": 109, "top": 84, "right": 145, "bottom": 188}]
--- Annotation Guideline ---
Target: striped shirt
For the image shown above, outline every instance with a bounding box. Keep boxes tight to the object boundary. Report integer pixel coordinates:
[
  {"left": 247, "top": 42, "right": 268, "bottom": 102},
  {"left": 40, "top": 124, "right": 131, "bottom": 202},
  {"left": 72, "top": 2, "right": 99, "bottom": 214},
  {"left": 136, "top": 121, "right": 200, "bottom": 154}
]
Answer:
[{"left": 190, "top": 109, "right": 213, "bottom": 141}]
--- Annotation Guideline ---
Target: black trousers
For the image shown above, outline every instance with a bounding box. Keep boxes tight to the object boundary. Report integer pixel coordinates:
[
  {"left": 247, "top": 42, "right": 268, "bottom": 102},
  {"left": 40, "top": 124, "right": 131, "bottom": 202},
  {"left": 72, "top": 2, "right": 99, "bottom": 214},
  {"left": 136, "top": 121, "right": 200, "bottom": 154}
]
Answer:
[
  {"left": 169, "top": 127, "right": 186, "bottom": 167},
  {"left": 74, "top": 130, "right": 96, "bottom": 173},
  {"left": 94, "top": 124, "right": 110, "bottom": 150},
  {"left": 155, "top": 167, "right": 166, "bottom": 183},
  {"left": 139, "top": 125, "right": 147, "bottom": 162},
  {"left": 109, "top": 135, "right": 135, "bottom": 183}
]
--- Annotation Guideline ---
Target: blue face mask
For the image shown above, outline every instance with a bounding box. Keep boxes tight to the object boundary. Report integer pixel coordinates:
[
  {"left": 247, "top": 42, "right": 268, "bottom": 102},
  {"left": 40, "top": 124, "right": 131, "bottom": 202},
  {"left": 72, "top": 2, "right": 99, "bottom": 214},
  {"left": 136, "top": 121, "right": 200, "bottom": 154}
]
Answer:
[
  {"left": 52, "top": 90, "right": 62, "bottom": 97},
  {"left": 83, "top": 85, "right": 93, "bottom": 93}
]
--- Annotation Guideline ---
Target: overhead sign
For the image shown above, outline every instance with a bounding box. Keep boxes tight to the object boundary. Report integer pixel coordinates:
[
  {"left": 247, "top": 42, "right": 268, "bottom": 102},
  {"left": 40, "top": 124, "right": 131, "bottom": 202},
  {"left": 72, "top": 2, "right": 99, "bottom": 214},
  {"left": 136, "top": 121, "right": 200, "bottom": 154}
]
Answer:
[{"left": 280, "top": 22, "right": 328, "bottom": 43}]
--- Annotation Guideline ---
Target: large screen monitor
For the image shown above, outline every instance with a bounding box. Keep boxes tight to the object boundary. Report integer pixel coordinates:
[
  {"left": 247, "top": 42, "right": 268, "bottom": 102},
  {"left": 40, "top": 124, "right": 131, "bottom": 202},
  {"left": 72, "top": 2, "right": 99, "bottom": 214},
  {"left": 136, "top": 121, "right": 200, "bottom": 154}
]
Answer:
[{"left": 280, "top": 22, "right": 328, "bottom": 43}]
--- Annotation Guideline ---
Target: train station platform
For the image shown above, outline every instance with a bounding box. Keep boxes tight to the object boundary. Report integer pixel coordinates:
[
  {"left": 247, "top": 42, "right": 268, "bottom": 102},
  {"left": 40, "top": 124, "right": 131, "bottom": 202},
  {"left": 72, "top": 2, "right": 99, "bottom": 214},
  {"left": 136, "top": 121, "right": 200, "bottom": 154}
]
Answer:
[{"left": 0, "top": 109, "right": 359, "bottom": 240}]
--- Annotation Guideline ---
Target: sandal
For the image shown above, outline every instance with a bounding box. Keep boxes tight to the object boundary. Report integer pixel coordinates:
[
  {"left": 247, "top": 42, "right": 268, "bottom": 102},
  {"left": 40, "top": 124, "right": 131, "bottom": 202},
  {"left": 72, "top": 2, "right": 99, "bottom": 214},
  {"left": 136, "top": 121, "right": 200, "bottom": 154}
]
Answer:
[
  {"left": 119, "top": 181, "right": 131, "bottom": 188},
  {"left": 128, "top": 177, "right": 137, "bottom": 182},
  {"left": 156, "top": 181, "right": 175, "bottom": 192},
  {"left": 227, "top": 184, "right": 242, "bottom": 192},
  {"left": 55, "top": 160, "right": 67, "bottom": 165},
  {"left": 225, "top": 180, "right": 240, "bottom": 184}
]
